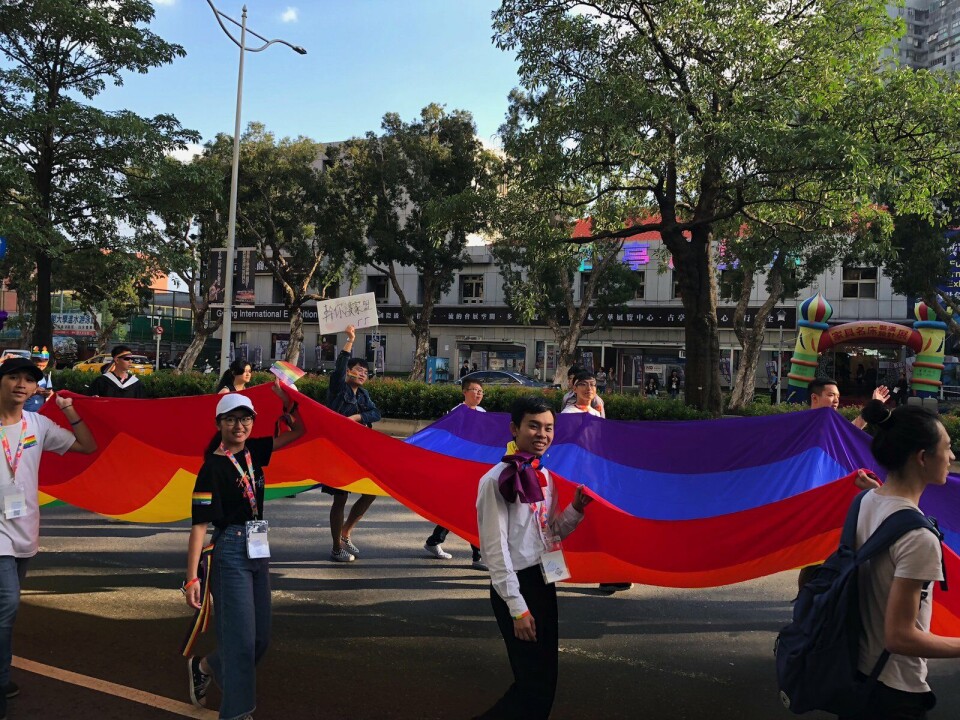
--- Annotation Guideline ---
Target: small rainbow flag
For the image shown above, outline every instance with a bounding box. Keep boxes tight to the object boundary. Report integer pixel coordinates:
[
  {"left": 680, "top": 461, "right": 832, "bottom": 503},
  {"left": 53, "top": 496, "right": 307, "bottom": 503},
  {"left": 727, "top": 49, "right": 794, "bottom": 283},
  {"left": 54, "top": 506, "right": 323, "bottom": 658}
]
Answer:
[
  {"left": 270, "top": 361, "right": 305, "bottom": 386},
  {"left": 23, "top": 435, "right": 37, "bottom": 448},
  {"left": 191, "top": 492, "right": 212, "bottom": 506}
]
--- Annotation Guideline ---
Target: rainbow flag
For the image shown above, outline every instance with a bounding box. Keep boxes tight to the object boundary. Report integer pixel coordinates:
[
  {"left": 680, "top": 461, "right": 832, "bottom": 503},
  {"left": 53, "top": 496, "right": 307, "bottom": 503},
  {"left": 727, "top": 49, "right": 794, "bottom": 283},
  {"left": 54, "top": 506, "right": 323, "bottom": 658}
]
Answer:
[
  {"left": 36, "top": 387, "right": 960, "bottom": 636},
  {"left": 270, "top": 361, "right": 305, "bottom": 386}
]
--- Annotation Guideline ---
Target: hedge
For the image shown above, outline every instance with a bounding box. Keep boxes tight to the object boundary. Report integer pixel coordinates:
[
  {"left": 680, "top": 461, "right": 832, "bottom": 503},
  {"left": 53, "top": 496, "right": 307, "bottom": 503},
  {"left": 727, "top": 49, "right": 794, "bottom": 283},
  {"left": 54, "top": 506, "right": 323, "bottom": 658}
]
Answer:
[{"left": 48, "top": 369, "right": 960, "bottom": 446}]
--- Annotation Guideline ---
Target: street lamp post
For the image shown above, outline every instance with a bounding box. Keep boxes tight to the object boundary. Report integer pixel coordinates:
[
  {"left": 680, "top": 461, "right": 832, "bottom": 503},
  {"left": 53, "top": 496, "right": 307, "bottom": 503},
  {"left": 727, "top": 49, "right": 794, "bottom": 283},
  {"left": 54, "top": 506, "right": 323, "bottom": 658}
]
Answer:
[
  {"left": 776, "top": 309, "right": 787, "bottom": 404},
  {"left": 205, "top": 1, "right": 306, "bottom": 375}
]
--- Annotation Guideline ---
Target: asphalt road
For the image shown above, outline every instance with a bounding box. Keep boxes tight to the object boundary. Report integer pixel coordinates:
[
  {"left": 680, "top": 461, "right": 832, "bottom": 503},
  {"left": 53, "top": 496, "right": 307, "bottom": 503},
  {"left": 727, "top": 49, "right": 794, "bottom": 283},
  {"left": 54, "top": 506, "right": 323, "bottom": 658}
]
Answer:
[{"left": 10, "top": 495, "right": 960, "bottom": 720}]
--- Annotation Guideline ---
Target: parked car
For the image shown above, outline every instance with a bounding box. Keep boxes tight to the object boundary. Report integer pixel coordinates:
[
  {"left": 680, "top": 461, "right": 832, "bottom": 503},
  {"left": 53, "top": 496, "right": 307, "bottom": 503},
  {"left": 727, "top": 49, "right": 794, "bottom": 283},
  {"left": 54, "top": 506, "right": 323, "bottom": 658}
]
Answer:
[
  {"left": 461, "top": 370, "right": 554, "bottom": 388},
  {"left": 73, "top": 353, "right": 154, "bottom": 376}
]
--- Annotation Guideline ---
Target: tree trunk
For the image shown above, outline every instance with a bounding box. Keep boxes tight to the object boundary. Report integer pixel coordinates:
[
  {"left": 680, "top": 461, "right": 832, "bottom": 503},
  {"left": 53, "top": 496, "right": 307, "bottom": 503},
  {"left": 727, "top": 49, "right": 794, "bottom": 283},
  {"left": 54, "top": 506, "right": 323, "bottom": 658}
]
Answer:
[
  {"left": 33, "top": 250, "right": 53, "bottom": 349},
  {"left": 409, "top": 324, "right": 430, "bottom": 382},
  {"left": 178, "top": 331, "right": 210, "bottom": 373},
  {"left": 285, "top": 308, "right": 304, "bottom": 366},
  {"left": 675, "top": 231, "right": 723, "bottom": 414},
  {"left": 728, "top": 277, "right": 783, "bottom": 412}
]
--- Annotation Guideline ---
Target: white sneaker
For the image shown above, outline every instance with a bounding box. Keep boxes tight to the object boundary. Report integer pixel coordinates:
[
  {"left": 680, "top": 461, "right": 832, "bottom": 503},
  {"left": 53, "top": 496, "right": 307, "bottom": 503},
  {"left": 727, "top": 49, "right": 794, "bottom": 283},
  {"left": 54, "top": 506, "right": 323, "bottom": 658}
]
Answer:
[
  {"left": 341, "top": 536, "right": 360, "bottom": 556},
  {"left": 423, "top": 542, "right": 452, "bottom": 559},
  {"left": 330, "top": 548, "right": 355, "bottom": 562}
]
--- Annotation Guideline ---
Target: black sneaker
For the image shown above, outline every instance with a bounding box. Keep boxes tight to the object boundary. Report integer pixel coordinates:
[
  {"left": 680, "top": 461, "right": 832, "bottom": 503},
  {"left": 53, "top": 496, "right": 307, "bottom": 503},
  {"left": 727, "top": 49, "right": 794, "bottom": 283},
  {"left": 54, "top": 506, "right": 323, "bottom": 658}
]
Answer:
[
  {"left": 187, "top": 656, "right": 211, "bottom": 708},
  {"left": 3, "top": 682, "right": 16, "bottom": 699}
]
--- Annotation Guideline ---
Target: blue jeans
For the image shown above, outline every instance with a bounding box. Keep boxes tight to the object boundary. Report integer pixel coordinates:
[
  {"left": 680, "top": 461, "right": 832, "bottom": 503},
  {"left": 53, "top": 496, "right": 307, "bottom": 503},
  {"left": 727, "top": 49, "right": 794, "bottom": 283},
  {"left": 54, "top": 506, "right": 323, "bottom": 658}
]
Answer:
[
  {"left": 206, "top": 526, "right": 271, "bottom": 720},
  {"left": 0, "top": 556, "right": 29, "bottom": 687}
]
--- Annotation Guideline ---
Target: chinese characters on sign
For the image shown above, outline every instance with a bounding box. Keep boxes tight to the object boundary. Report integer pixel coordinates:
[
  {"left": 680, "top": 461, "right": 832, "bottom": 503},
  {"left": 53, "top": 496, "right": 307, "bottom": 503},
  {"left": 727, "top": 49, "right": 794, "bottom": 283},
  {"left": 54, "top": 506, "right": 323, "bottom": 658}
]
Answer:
[
  {"left": 316, "top": 292, "right": 379, "bottom": 335},
  {"left": 52, "top": 313, "right": 96, "bottom": 337}
]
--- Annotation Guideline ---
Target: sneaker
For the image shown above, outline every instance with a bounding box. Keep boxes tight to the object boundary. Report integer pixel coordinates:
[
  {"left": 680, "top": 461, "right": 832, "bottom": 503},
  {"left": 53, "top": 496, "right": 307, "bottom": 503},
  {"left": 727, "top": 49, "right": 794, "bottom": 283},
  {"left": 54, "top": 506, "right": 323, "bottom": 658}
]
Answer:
[
  {"left": 4, "top": 682, "right": 17, "bottom": 698},
  {"left": 424, "top": 542, "right": 452, "bottom": 560},
  {"left": 330, "top": 548, "right": 355, "bottom": 563},
  {"left": 471, "top": 559, "right": 488, "bottom": 571},
  {"left": 187, "top": 656, "right": 211, "bottom": 708},
  {"left": 341, "top": 536, "right": 360, "bottom": 556}
]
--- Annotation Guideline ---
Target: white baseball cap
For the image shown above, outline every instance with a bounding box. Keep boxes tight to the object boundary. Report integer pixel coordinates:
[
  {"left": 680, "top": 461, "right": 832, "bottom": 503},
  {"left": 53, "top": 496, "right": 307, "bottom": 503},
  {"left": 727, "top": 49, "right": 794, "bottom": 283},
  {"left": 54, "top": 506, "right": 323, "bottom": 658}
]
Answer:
[{"left": 215, "top": 394, "right": 256, "bottom": 419}]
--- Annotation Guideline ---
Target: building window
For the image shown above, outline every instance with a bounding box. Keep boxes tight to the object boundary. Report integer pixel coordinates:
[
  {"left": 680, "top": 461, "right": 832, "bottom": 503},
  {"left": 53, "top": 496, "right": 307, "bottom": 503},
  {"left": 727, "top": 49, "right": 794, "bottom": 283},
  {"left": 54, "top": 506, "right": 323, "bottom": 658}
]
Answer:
[
  {"left": 634, "top": 272, "right": 646, "bottom": 300},
  {"left": 718, "top": 269, "right": 738, "bottom": 299},
  {"left": 842, "top": 267, "right": 878, "bottom": 299},
  {"left": 672, "top": 270, "right": 682, "bottom": 300},
  {"left": 367, "top": 275, "right": 389, "bottom": 304},
  {"left": 460, "top": 274, "right": 484, "bottom": 304},
  {"left": 579, "top": 272, "right": 591, "bottom": 300}
]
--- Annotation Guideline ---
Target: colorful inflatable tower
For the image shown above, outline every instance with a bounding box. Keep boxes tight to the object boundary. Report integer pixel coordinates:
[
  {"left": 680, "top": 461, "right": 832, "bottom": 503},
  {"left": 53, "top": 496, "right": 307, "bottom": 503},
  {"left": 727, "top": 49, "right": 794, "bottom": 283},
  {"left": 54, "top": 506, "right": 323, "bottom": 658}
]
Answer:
[
  {"left": 784, "top": 294, "right": 833, "bottom": 404},
  {"left": 911, "top": 302, "right": 948, "bottom": 399}
]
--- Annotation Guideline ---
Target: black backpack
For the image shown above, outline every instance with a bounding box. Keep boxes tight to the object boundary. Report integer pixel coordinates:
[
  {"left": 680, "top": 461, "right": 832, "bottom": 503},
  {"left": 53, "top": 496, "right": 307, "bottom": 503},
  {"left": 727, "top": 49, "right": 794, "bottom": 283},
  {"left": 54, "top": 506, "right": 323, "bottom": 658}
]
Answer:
[{"left": 774, "top": 490, "right": 946, "bottom": 715}]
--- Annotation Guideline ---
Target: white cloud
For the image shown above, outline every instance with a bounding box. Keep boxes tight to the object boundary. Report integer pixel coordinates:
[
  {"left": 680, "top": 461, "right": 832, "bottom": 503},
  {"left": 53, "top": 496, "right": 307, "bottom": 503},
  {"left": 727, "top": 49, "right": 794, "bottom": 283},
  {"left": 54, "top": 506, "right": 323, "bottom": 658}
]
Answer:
[
  {"left": 152, "top": 0, "right": 177, "bottom": 6},
  {"left": 281, "top": 7, "right": 299, "bottom": 23},
  {"left": 167, "top": 143, "right": 204, "bottom": 162}
]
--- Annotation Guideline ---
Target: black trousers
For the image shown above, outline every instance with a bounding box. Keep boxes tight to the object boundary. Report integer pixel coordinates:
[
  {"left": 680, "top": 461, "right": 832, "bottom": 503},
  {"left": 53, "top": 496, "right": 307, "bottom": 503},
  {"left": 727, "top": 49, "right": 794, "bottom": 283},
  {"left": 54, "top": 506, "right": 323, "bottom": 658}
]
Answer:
[
  {"left": 477, "top": 565, "right": 558, "bottom": 720},
  {"left": 425, "top": 525, "right": 480, "bottom": 560},
  {"left": 839, "top": 681, "right": 936, "bottom": 720}
]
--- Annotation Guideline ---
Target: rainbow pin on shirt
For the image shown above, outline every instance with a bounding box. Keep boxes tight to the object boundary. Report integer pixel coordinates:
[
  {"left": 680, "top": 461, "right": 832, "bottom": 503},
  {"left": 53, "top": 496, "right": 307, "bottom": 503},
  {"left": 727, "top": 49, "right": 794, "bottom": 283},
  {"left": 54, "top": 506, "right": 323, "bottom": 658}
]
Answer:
[{"left": 270, "top": 361, "right": 305, "bottom": 387}]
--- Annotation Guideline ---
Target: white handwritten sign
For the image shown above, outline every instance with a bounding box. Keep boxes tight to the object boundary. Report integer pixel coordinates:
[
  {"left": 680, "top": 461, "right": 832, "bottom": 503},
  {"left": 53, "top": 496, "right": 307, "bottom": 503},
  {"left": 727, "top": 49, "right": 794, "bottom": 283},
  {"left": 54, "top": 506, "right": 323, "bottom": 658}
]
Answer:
[{"left": 317, "top": 293, "right": 379, "bottom": 335}]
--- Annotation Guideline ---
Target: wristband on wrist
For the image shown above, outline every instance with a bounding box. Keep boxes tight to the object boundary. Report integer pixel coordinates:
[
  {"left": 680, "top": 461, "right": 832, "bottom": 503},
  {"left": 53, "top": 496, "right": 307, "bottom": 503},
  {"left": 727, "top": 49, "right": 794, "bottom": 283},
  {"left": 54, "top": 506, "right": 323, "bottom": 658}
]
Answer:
[
  {"left": 512, "top": 610, "right": 530, "bottom": 621},
  {"left": 181, "top": 577, "right": 200, "bottom": 594},
  {"left": 70, "top": 417, "right": 83, "bottom": 427}
]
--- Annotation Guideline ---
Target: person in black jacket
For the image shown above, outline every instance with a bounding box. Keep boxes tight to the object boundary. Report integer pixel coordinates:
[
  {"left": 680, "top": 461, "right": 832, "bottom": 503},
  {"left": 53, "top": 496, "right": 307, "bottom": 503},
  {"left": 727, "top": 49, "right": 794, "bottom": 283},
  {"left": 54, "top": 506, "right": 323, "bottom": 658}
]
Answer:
[
  {"left": 322, "top": 324, "right": 381, "bottom": 562},
  {"left": 88, "top": 346, "right": 146, "bottom": 399}
]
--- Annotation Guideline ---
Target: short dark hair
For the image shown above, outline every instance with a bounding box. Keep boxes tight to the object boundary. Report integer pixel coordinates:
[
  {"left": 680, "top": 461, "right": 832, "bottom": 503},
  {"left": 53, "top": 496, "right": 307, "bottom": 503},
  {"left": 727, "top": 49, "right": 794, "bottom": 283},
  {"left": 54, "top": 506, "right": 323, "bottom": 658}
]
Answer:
[
  {"left": 573, "top": 371, "right": 595, "bottom": 384},
  {"left": 462, "top": 377, "right": 483, "bottom": 391},
  {"left": 111, "top": 345, "right": 133, "bottom": 358},
  {"left": 346, "top": 358, "right": 368, "bottom": 372},
  {"left": 862, "top": 400, "right": 943, "bottom": 472},
  {"left": 567, "top": 364, "right": 584, "bottom": 378},
  {"left": 510, "top": 395, "right": 556, "bottom": 427},
  {"left": 807, "top": 377, "right": 839, "bottom": 405}
]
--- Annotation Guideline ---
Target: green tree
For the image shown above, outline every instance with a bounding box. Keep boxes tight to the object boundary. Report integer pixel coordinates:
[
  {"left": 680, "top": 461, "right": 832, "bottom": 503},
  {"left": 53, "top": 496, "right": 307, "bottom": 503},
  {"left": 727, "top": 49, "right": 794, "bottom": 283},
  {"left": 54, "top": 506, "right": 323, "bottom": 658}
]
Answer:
[
  {"left": 132, "top": 154, "right": 228, "bottom": 371},
  {"left": 343, "top": 105, "right": 500, "bottom": 381},
  {"left": 493, "top": 0, "right": 960, "bottom": 412},
  {"left": 206, "top": 124, "right": 369, "bottom": 365},
  {"left": 0, "top": 0, "right": 198, "bottom": 349},
  {"left": 57, "top": 248, "right": 156, "bottom": 353},
  {"left": 493, "top": 171, "right": 642, "bottom": 383}
]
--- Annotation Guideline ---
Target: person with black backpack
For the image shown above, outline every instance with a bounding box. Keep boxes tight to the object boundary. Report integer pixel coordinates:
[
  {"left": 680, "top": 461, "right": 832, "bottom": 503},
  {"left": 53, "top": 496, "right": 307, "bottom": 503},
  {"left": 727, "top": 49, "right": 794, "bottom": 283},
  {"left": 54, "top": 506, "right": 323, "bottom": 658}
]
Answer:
[{"left": 776, "top": 400, "right": 956, "bottom": 719}]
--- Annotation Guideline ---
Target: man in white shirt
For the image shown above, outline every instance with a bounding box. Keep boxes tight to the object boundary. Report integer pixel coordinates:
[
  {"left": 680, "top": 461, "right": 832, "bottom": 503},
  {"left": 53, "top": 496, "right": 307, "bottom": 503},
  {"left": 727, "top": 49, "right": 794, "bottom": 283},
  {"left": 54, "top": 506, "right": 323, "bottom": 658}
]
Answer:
[
  {"left": 0, "top": 357, "right": 96, "bottom": 716},
  {"left": 475, "top": 395, "right": 592, "bottom": 720},
  {"left": 560, "top": 365, "right": 604, "bottom": 416},
  {"left": 424, "top": 378, "right": 486, "bottom": 568},
  {"left": 560, "top": 371, "right": 602, "bottom": 416}
]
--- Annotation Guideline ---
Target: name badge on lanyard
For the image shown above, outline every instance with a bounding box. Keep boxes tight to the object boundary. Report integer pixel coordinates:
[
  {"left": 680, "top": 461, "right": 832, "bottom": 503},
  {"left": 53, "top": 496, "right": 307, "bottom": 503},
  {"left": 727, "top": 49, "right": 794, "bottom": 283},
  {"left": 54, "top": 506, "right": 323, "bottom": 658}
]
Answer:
[
  {"left": 0, "top": 419, "right": 27, "bottom": 520},
  {"left": 245, "top": 519, "right": 270, "bottom": 558},
  {"left": 220, "top": 444, "right": 270, "bottom": 559},
  {"left": 529, "top": 499, "right": 571, "bottom": 584}
]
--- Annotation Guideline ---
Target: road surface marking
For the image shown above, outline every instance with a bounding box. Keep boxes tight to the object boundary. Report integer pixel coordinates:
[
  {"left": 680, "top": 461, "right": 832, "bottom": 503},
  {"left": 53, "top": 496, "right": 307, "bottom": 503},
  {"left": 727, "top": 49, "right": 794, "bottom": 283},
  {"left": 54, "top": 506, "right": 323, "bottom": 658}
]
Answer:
[{"left": 12, "top": 656, "right": 217, "bottom": 718}]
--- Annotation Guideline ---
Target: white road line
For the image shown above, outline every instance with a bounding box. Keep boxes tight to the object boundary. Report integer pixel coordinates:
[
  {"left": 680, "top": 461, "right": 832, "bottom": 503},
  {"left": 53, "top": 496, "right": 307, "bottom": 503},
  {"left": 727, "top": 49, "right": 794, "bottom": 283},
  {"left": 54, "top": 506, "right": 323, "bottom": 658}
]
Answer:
[{"left": 11, "top": 656, "right": 218, "bottom": 719}]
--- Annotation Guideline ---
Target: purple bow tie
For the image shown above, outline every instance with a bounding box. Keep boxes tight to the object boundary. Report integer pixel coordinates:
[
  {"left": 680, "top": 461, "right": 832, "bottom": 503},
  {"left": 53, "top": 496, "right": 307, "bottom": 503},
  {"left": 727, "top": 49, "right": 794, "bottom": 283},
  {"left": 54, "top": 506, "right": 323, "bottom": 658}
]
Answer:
[{"left": 498, "top": 452, "right": 546, "bottom": 504}]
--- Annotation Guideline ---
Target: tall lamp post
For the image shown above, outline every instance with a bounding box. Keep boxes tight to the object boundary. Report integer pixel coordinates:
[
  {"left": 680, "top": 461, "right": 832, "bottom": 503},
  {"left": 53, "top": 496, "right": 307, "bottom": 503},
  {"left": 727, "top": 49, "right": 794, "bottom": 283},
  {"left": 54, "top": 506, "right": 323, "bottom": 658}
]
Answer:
[
  {"left": 205, "top": 1, "right": 306, "bottom": 375},
  {"left": 776, "top": 308, "right": 787, "bottom": 404}
]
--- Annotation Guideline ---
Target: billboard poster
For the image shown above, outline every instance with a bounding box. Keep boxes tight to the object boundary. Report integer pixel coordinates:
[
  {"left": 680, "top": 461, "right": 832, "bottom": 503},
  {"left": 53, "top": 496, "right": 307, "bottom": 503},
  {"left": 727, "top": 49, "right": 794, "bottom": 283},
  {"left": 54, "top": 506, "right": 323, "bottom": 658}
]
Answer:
[{"left": 207, "top": 248, "right": 257, "bottom": 307}]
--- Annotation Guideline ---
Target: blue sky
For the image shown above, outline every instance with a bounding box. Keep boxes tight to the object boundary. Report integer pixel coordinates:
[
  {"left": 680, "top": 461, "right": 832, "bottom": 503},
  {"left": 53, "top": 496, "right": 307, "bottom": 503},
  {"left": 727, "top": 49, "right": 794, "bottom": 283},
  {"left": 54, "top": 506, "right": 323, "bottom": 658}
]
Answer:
[{"left": 93, "top": 0, "right": 521, "bottom": 149}]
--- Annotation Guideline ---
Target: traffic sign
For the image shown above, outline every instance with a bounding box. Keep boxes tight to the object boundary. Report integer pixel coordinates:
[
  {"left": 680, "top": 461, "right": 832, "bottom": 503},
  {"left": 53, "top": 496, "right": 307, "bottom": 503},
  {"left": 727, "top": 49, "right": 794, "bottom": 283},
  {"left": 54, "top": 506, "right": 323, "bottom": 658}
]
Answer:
[{"left": 153, "top": 325, "right": 163, "bottom": 336}]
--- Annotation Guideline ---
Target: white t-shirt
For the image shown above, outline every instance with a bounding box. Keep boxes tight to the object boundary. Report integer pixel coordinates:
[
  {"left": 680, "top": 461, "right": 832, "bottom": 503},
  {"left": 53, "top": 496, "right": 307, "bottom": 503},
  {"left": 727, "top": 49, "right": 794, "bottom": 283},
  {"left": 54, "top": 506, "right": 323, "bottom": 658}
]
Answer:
[
  {"left": 855, "top": 491, "right": 944, "bottom": 693},
  {"left": 0, "top": 413, "right": 75, "bottom": 557},
  {"left": 561, "top": 404, "right": 602, "bottom": 416},
  {"left": 452, "top": 403, "right": 486, "bottom": 412}
]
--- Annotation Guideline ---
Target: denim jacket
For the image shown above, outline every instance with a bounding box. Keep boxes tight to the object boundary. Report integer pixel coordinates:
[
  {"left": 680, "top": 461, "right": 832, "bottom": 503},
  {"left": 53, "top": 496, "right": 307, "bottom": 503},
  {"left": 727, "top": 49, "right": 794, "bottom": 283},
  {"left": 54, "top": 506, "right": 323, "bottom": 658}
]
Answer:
[{"left": 326, "top": 350, "right": 381, "bottom": 427}]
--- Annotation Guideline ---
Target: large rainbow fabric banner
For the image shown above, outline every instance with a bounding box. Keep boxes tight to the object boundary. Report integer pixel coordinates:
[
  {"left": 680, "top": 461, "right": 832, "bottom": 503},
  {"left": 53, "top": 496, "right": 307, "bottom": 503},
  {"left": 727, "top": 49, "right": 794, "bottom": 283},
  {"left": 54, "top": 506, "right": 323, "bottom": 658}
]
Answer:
[{"left": 37, "top": 388, "right": 960, "bottom": 635}]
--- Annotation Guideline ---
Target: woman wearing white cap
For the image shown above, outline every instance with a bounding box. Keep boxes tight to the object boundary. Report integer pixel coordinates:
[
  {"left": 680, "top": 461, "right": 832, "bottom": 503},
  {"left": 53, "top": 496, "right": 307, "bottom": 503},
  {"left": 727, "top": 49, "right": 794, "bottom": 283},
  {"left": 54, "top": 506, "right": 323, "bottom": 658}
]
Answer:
[{"left": 183, "top": 380, "right": 304, "bottom": 720}]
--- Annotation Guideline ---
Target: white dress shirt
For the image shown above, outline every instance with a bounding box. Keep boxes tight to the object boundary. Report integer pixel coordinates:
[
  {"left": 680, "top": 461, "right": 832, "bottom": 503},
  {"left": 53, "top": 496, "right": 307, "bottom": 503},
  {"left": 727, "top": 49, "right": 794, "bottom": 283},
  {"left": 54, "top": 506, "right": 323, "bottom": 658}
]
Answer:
[{"left": 477, "top": 462, "right": 584, "bottom": 617}]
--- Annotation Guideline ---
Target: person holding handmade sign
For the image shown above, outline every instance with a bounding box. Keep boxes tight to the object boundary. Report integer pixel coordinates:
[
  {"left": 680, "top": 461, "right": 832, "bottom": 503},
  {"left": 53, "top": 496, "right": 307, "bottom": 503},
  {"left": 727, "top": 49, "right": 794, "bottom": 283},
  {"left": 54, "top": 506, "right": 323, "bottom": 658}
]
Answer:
[
  {"left": 321, "top": 324, "right": 382, "bottom": 562},
  {"left": 0, "top": 357, "right": 96, "bottom": 716},
  {"left": 475, "top": 395, "right": 593, "bottom": 720},
  {"left": 184, "top": 381, "right": 304, "bottom": 719}
]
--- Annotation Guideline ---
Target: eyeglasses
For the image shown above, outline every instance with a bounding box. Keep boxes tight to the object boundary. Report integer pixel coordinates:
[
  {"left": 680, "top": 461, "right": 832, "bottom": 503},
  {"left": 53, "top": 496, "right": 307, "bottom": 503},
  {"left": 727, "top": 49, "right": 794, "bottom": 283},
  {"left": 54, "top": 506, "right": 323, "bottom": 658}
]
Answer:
[
  {"left": 575, "top": 382, "right": 598, "bottom": 389},
  {"left": 220, "top": 415, "right": 254, "bottom": 427}
]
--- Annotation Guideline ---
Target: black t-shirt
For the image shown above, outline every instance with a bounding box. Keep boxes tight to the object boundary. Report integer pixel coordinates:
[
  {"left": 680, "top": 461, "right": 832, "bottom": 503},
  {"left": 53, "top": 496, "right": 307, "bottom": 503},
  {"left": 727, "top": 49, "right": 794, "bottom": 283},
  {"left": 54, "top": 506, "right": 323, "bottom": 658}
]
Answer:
[{"left": 191, "top": 436, "right": 273, "bottom": 528}]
